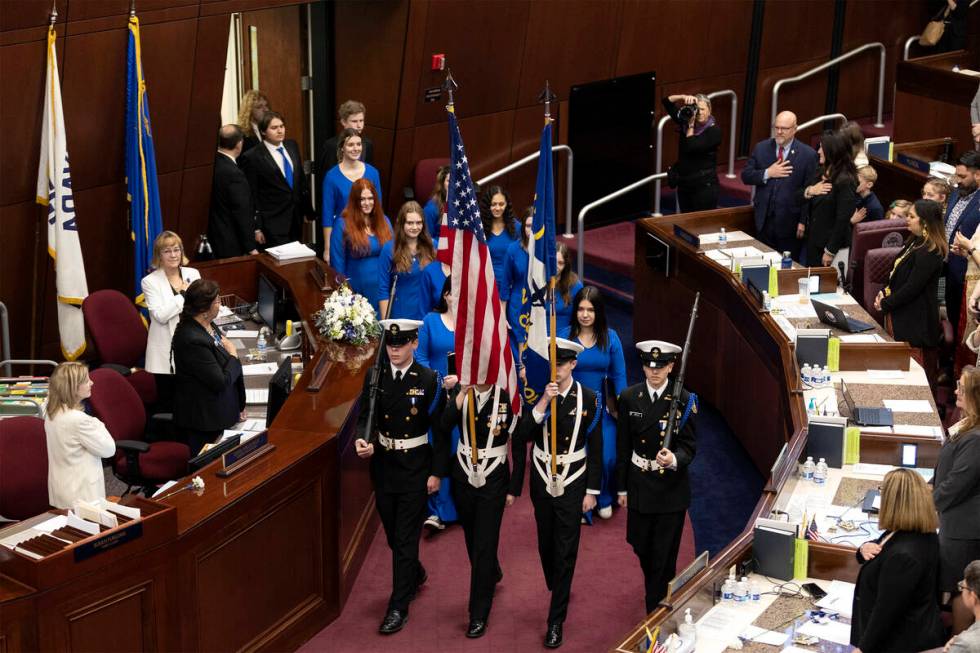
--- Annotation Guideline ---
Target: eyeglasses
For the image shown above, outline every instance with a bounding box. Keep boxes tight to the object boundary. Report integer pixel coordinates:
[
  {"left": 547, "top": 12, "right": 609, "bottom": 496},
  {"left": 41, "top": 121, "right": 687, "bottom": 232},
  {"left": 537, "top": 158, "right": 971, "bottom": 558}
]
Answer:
[{"left": 772, "top": 126, "right": 794, "bottom": 132}]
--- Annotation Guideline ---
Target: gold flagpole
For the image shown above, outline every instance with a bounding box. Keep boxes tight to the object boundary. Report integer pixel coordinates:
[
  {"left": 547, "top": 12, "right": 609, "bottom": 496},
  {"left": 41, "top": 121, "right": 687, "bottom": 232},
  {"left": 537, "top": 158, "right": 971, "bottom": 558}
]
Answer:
[
  {"left": 538, "top": 80, "right": 559, "bottom": 478},
  {"left": 467, "top": 387, "right": 479, "bottom": 465}
]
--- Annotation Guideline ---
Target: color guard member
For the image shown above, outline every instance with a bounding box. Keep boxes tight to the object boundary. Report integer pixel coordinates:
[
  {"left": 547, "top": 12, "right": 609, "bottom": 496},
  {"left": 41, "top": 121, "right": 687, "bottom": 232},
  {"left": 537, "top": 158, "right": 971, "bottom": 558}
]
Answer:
[
  {"left": 510, "top": 338, "right": 602, "bottom": 649},
  {"left": 354, "top": 319, "right": 446, "bottom": 634},
  {"left": 616, "top": 340, "right": 697, "bottom": 614}
]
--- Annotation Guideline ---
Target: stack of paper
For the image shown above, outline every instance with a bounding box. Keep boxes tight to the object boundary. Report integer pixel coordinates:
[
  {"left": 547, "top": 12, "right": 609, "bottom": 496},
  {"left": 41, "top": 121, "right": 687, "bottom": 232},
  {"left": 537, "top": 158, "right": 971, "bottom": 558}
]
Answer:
[{"left": 266, "top": 241, "right": 316, "bottom": 261}]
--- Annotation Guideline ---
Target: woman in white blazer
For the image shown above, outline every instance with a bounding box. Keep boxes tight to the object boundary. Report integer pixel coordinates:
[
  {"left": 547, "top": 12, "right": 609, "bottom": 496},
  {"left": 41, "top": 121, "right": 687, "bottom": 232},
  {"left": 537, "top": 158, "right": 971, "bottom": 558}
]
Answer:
[
  {"left": 141, "top": 231, "right": 201, "bottom": 375},
  {"left": 44, "top": 362, "right": 116, "bottom": 509}
]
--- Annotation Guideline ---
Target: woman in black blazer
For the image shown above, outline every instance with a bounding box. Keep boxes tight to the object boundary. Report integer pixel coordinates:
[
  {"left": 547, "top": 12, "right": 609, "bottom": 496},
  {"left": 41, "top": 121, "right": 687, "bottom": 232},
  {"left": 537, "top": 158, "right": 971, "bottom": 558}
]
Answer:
[
  {"left": 874, "top": 199, "right": 947, "bottom": 383},
  {"left": 850, "top": 468, "right": 944, "bottom": 653},
  {"left": 172, "top": 279, "right": 245, "bottom": 456},
  {"left": 936, "top": 366, "right": 980, "bottom": 633},
  {"left": 800, "top": 130, "right": 858, "bottom": 268}
]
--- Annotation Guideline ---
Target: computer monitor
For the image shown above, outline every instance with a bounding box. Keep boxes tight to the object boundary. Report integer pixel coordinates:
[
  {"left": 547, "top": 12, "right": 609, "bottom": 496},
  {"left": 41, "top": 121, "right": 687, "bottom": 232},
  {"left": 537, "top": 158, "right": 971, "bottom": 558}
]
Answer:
[
  {"left": 257, "top": 274, "right": 278, "bottom": 332},
  {"left": 266, "top": 357, "right": 293, "bottom": 426}
]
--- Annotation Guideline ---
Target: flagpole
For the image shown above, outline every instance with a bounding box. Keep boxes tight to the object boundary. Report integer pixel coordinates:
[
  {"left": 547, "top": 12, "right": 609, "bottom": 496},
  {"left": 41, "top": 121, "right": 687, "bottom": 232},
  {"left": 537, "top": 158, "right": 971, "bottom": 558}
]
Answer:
[{"left": 467, "top": 387, "right": 479, "bottom": 466}]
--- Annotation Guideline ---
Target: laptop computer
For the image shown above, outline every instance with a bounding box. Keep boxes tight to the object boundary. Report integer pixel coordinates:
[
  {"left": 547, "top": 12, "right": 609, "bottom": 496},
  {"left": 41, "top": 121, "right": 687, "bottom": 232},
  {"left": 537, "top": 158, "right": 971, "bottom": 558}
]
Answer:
[
  {"left": 811, "top": 298, "right": 875, "bottom": 333},
  {"left": 840, "top": 379, "right": 894, "bottom": 426}
]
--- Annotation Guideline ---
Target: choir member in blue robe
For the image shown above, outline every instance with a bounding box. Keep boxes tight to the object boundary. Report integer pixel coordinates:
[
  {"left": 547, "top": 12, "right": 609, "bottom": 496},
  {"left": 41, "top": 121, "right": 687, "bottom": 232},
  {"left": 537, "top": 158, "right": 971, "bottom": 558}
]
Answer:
[
  {"left": 378, "top": 201, "right": 436, "bottom": 320},
  {"left": 423, "top": 165, "right": 450, "bottom": 247},
  {"left": 419, "top": 260, "right": 450, "bottom": 316},
  {"left": 329, "top": 178, "right": 391, "bottom": 314},
  {"left": 321, "top": 129, "right": 382, "bottom": 262},
  {"left": 560, "top": 286, "right": 627, "bottom": 520},
  {"left": 480, "top": 185, "right": 520, "bottom": 286},
  {"left": 501, "top": 212, "right": 534, "bottom": 347},
  {"left": 417, "top": 277, "right": 459, "bottom": 529},
  {"left": 554, "top": 242, "right": 584, "bottom": 333}
]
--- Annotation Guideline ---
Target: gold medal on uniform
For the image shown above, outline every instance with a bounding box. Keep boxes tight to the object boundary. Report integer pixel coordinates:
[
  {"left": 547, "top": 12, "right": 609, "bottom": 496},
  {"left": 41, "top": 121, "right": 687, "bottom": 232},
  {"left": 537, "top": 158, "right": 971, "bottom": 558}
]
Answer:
[{"left": 410, "top": 396, "right": 418, "bottom": 415}]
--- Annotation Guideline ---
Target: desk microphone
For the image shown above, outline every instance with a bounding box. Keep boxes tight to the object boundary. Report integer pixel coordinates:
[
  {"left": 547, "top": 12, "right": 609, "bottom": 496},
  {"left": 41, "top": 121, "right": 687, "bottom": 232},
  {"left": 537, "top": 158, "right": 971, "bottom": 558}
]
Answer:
[{"left": 836, "top": 261, "right": 849, "bottom": 293}]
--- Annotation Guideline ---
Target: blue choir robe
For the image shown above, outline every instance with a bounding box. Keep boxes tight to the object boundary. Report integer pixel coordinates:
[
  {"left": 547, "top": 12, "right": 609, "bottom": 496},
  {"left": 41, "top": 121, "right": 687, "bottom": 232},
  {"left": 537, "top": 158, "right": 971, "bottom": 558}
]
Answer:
[
  {"left": 419, "top": 260, "right": 449, "bottom": 315},
  {"left": 377, "top": 242, "right": 428, "bottom": 320},
  {"left": 321, "top": 164, "right": 382, "bottom": 230},
  {"left": 329, "top": 216, "right": 391, "bottom": 315},
  {"left": 423, "top": 198, "right": 442, "bottom": 246},
  {"left": 554, "top": 280, "right": 584, "bottom": 333},
  {"left": 486, "top": 221, "right": 520, "bottom": 288},
  {"left": 417, "top": 312, "right": 459, "bottom": 523},
  {"left": 501, "top": 241, "right": 530, "bottom": 342},
  {"left": 560, "top": 326, "right": 628, "bottom": 511}
]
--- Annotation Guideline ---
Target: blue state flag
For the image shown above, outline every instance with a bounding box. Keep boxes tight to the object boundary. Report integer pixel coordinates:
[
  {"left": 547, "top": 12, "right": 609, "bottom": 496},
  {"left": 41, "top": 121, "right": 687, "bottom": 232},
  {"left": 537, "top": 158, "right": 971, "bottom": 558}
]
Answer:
[
  {"left": 126, "top": 15, "right": 163, "bottom": 307},
  {"left": 520, "top": 121, "right": 558, "bottom": 406}
]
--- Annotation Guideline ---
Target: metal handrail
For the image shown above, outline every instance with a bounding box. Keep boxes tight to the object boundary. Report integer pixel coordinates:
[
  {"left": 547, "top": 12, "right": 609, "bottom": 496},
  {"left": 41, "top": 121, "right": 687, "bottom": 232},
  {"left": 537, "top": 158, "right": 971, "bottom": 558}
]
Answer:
[
  {"left": 772, "top": 42, "right": 885, "bottom": 130},
  {"left": 653, "top": 89, "right": 738, "bottom": 217},
  {"left": 475, "top": 144, "right": 574, "bottom": 236},
  {"left": 796, "top": 112, "right": 848, "bottom": 133},
  {"left": 575, "top": 172, "right": 667, "bottom": 278},
  {"left": 0, "top": 302, "right": 8, "bottom": 376},
  {"left": 904, "top": 35, "right": 921, "bottom": 61}
]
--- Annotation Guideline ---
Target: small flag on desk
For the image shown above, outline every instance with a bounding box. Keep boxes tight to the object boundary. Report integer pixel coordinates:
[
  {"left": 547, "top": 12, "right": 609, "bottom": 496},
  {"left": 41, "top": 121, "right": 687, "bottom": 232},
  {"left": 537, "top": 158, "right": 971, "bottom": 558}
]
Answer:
[
  {"left": 36, "top": 22, "right": 89, "bottom": 360},
  {"left": 126, "top": 13, "right": 163, "bottom": 309}
]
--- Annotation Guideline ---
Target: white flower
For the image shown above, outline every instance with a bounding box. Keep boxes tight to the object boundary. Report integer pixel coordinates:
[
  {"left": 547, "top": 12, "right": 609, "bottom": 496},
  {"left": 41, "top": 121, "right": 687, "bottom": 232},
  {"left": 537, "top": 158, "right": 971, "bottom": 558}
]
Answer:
[{"left": 191, "top": 476, "right": 205, "bottom": 490}]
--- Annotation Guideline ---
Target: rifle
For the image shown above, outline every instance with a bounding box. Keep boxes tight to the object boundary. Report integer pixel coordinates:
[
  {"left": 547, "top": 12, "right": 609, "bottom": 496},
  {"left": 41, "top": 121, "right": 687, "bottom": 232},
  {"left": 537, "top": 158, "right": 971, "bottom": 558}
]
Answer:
[
  {"left": 362, "top": 276, "right": 398, "bottom": 444},
  {"left": 661, "top": 292, "right": 700, "bottom": 453}
]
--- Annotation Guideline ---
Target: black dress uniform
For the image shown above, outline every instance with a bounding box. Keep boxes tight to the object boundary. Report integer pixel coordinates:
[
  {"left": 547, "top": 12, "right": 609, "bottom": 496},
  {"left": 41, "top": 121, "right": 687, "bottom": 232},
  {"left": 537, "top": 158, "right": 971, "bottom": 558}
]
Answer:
[
  {"left": 616, "top": 341, "right": 697, "bottom": 614},
  {"left": 356, "top": 321, "right": 445, "bottom": 634},
  {"left": 510, "top": 339, "right": 602, "bottom": 648},
  {"left": 435, "top": 385, "right": 517, "bottom": 638}
]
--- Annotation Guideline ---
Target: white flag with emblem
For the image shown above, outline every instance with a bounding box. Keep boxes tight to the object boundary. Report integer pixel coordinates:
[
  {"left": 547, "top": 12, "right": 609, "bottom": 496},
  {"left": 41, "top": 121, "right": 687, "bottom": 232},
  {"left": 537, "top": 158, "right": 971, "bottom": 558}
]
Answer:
[{"left": 36, "top": 25, "right": 88, "bottom": 360}]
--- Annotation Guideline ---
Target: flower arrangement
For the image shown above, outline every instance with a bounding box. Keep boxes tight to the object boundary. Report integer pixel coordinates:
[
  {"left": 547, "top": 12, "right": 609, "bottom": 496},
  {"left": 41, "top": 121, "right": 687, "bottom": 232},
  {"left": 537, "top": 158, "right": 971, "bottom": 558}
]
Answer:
[{"left": 313, "top": 283, "right": 382, "bottom": 345}]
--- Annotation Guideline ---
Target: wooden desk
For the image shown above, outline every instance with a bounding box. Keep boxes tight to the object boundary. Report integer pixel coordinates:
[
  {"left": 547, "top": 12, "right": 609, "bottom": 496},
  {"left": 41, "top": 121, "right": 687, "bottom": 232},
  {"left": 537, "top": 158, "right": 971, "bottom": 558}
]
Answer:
[
  {"left": 895, "top": 50, "right": 977, "bottom": 149},
  {"left": 870, "top": 138, "right": 958, "bottom": 207},
  {"left": 614, "top": 209, "right": 938, "bottom": 652},
  {"left": 0, "top": 254, "right": 378, "bottom": 652}
]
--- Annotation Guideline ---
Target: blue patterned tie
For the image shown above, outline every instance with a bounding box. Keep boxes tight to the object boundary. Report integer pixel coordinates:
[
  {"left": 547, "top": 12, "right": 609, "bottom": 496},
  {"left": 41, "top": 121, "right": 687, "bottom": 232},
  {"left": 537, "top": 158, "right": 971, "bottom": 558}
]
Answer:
[{"left": 277, "top": 146, "right": 293, "bottom": 189}]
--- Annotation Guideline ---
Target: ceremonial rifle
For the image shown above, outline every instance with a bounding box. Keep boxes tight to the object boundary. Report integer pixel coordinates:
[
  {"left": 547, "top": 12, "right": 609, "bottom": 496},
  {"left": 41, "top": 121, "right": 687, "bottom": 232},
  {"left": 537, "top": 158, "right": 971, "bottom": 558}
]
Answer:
[
  {"left": 362, "top": 276, "right": 397, "bottom": 444},
  {"left": 661, "top": 292, "right": 700, "bottom": 455}
]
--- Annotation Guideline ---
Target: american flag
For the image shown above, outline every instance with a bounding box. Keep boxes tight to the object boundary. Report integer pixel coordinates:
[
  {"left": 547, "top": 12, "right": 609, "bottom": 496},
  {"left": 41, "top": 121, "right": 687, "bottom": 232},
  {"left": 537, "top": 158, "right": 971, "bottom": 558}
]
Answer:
[{"left": 442, "top": 108, "right": 519, "bottom": 415}]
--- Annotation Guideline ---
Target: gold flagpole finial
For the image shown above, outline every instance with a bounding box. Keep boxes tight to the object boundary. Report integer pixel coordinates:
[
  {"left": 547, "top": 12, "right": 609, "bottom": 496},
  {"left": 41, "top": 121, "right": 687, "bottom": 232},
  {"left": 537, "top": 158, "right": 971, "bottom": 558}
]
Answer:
[
  {"left": 48, "top": 0, "right": 58, "bottom": 25},
  {"left": 442, "top": 68, "right": 458, "bottom": 109},
  {"left": 129, "top": 0, "right": 136, "bottom": 17},
  {"left": 537, "top": 80, "right": 557, "bottom": 122}
]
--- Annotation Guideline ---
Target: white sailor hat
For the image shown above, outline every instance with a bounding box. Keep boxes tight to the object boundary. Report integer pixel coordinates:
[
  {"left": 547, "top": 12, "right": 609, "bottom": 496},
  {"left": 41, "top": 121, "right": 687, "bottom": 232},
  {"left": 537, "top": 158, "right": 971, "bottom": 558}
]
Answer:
[
  {"left": 553, "top": 337, "right": 585, "bottom": 362},
  {"left": 380, "top": 319, "right": 424, "bottom": 344},
  {"left": 636, "top": 340, "right": 681, "bottom": 368}
]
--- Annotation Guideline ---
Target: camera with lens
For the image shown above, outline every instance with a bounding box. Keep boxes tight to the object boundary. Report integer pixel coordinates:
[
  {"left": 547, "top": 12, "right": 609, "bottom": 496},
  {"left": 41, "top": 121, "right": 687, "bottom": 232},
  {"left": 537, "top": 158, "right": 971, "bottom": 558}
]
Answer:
[{"left": 677, "top": 103, "right": 698, "bottom": 122}]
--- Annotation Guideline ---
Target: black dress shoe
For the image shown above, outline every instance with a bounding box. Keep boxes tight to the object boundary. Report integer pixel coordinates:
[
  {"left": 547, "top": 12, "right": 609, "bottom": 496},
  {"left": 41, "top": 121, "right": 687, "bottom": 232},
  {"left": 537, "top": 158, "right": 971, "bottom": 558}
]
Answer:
[
  {"left": 544, "top": 623, "right": 563, "bottom": 648},
  {"left": 466, "top": 619, "right": 488, "bottom": 638},
  {"left": 379, "top": 609, "right": 408, "bottom": 634}
]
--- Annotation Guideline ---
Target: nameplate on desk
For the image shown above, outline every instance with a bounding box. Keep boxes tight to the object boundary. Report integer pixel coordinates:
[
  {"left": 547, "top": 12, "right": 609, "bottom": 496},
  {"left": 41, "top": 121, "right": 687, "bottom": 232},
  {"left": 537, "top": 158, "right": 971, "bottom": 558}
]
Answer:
[
  {"left": 673, "top": 225, "right": 700, "bottom": 249},
  {"left": 896, "top": 152, "right": 930, "bottom": 174},
  {"left": 217, "top": 430, "right": 275, "bottom": 477},
  {"left": 665, "top": 550, "right": 709, "bottom": 604},
  {"left": 73, "top": 520, "right": 143, "bottom": 562}
]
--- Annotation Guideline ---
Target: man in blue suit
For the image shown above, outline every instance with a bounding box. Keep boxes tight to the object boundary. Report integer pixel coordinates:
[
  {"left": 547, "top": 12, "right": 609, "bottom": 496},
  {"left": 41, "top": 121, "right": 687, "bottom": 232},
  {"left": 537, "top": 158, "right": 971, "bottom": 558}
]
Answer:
[
  {"left": 945, "top": 151, "right": 980, "bottom": 340},
  {"left": 741, "top": 111, "right": 818, "bottom": 258}
]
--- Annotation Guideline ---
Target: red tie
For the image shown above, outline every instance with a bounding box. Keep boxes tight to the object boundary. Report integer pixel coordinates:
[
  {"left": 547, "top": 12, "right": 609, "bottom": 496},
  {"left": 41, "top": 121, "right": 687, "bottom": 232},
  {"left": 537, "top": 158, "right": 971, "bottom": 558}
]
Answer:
[{"left": 777, "top": 146, "right": 784, "bottom": 163}]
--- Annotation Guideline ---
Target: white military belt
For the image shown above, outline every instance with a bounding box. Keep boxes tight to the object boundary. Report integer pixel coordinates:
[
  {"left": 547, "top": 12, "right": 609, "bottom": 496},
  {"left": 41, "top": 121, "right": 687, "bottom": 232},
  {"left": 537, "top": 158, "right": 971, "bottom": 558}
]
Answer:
[
  {"left": 457, "top": 442, "right": 508, "bottom": 461},
  {"left": 631, "top": 450, "right": 663, "bottom": 472},
  {"left": 378, "top": 434, "right": 428, "bottom": 451},
  {"left": 533, "top": 445, "right": 586, "bottom": 466}
]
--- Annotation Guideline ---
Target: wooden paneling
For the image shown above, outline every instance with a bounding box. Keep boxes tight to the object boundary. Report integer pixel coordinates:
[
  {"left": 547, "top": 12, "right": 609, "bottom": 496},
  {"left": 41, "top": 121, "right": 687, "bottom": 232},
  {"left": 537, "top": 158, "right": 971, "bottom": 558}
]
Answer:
[
  {"left": 178, "top": 166, "right": 217, "bottom": 243},
  {"left": 183, "top": 13, "right": 231, "bottom": 169},
  {"left": 759, "top": 0, "right": 834, "bottom": 70},
  {"left": 752, "top": 56, "right": 833, "bottom": 148},
  {"left": 0, "top": 0, "right": 66, "bottom": 33}
]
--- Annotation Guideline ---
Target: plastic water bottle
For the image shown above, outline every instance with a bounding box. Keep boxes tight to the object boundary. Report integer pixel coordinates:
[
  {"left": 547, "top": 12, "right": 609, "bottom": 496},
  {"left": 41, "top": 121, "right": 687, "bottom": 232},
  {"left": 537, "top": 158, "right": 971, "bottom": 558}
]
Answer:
[
  {"left": 256, "top": 330, "right": 267, "bottom": 361},
  {"left": 802, "top": 456, "right": 815, "bottom": 481},
  {"left": 814, "top": 458, "right": 828, "bottom": 485},
  {"left": 801, "top": 364, "right": 812, "bottom": 384},
  {"left": 762, "top": 291, "right": 772, "bottom": 311},
  {"left": 735, "top": 577, "right": 748, "bottom": 603},
  {"left": 750, "top": 580, "right": 761, "bottom": 601},
  {"left": 718, "top": 227, "right": 728, "bottom": 246},
  {"left": 821, "top": 365, "right": 831, "bottom": 386},
  {"left": 782, "top": 250, "right": 793, "bottom": 269},
  {"left": 722, "top": 575, "right": 734, "bottom": 601}
]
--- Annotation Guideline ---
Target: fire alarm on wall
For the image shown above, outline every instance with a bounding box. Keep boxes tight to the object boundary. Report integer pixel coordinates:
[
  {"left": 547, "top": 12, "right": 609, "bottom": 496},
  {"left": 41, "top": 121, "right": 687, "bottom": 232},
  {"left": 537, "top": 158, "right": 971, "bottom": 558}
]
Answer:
[{"left": 431, "top": 54, "right": 445, "bottom": 71}]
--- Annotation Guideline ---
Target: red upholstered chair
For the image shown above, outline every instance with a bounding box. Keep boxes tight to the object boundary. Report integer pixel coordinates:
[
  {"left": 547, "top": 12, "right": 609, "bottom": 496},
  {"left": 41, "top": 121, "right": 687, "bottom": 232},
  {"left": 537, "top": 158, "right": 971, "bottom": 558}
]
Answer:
[
  {"left": 848, "top": 221, "right": 909, "bottom": 312},
  {"left": 87, "top": 368, "right": 189, "bottom": 494},
  {"left": 82, "top": 289, "right": 157, "bottom": 405},
  {"left": 407, "top": 157, "right": 450, "bottom": 203},
  {"left": 862, "top": 246, "right": 903, "bottom": 324},
  {"left": 0, "top": 416, "right": 49, "bottom": 520}
]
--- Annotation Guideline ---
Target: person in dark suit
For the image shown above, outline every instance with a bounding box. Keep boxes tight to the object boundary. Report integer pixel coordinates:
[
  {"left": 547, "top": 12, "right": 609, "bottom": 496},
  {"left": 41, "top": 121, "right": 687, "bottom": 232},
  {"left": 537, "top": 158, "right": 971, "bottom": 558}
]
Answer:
[
  {"left": 207, "top": 125, "right": 257, "bottom": 259},
  {"left": 741, "top": 110, "right": 818, "bottom": 258},
  {"left": 509, "top": 338, "right": 602, "bottom": 649},
  {"left": 875, "top": 199, "right": 947, "bottom": 384},
  {"left": 354, "top": 319, "right": 445, "bottom": 636},
  {"left": 944, "top": 151, "right": 980, "bottom": 342},
  {"left": 800, "top": 129, "right": 858, "bottom": 269},
  {"left": 435, "top": 383, "right": 518, "bottom": 639},
  {"left": 317, "top": 99, "right": 374, "bottom": 174},
  {"left": 238, "top": 111, "right": 314, "bottom": 248},
  {"left": 616, "top": 340, "right": 697, "bottom": 614},
  {"left": 850, "top": 468, "right": 944, "bottom": 653},
  {"left": 935, "top": 366, "right": 980, "bottom": 634},
  {"left": 171, "top": 279, "right": 245, "bottom": 456}
]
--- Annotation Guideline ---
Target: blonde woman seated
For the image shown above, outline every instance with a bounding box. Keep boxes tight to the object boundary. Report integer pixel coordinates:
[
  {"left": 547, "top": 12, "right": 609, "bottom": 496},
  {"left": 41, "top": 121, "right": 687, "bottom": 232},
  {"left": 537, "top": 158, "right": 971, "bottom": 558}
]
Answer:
[{"left": 44, "top": 362, "right": 116, "bottom": 509}]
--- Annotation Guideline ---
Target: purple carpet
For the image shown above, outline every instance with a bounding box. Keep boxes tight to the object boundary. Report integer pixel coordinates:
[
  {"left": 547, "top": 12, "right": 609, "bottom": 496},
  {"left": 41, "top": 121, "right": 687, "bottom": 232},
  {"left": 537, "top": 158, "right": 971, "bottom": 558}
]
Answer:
[{"left": 300, "top": 491, "right": 695, "bottom": 653}]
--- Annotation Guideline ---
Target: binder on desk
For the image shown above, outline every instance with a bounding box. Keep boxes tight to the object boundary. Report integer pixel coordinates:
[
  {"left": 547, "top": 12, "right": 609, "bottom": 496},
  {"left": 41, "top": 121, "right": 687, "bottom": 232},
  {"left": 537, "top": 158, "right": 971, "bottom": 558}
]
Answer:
[
  {"left": 753, "top": 524, "right": 796, "bottom": 581},
  {"left": 806, "top": 415, "right": 847, "bottom": 468},
  {"left": 796, "top": 329, "right": 830, "bottom": 368}
]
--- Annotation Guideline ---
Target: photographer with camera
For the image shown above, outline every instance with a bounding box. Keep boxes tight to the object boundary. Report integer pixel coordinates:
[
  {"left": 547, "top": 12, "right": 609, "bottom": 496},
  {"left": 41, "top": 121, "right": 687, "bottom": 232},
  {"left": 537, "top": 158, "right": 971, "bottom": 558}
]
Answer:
[{"left": 663, "top": 94, "right": 721, "bottom": 212}]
